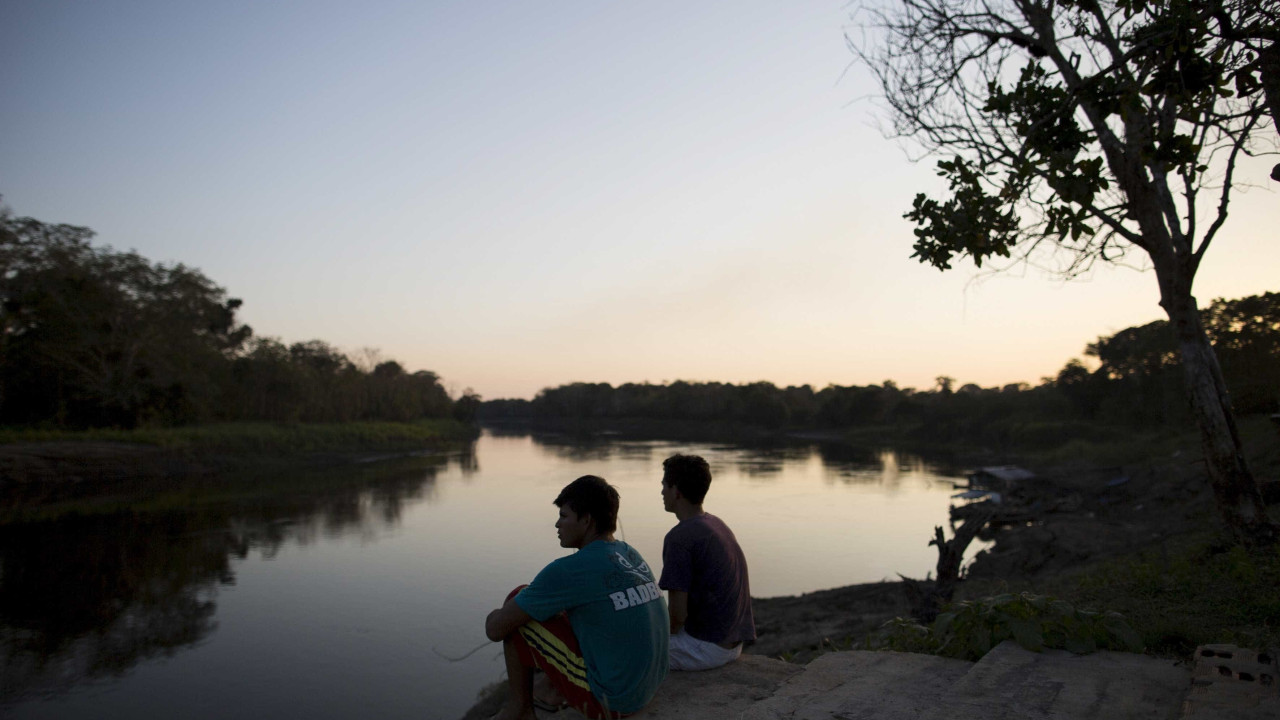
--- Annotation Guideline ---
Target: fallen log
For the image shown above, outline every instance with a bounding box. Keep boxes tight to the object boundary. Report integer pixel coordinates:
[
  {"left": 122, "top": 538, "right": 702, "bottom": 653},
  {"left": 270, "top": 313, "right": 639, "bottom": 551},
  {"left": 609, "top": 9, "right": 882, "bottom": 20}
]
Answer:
[{"left": 901, "top": 508, "right": 994, "bottom": 623}]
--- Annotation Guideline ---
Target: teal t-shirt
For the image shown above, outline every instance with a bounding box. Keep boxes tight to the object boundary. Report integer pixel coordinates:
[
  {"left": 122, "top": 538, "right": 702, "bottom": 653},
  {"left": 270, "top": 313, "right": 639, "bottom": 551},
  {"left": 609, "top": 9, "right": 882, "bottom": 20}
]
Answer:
[{"left": 515, "top": 540, "right": 669, "bottom": 714}]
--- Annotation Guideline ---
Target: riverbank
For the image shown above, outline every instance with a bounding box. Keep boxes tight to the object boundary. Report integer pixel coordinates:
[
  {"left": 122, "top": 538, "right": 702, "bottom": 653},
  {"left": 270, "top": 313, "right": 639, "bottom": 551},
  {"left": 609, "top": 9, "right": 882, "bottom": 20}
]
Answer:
[
  {"left": 461, "top": 415, "right": 1280, "bottom": 718},
  {"left": 0, "top": 420, "right": 478, "bottom": 522},
  {"left": 749, "top": 413, "right": 1280, "bottom": 665},
  {"left": 0, "top": 418, "right": 477, "bottom": 456}
]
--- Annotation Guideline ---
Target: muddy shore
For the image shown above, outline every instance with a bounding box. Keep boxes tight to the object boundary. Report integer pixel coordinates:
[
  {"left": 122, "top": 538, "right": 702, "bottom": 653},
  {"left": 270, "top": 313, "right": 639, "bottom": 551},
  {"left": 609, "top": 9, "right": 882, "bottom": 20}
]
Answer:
[
  {"left": 0, "top": 439, "right": 472, "bottom": 523},
  {"left": 746, "top": 453, "right": 1233, "bottom": 665}
]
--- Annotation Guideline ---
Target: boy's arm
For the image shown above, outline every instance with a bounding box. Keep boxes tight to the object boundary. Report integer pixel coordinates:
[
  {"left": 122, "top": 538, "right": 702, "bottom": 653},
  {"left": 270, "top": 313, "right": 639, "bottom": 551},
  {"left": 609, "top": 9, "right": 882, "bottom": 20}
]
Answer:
[
  {"left": 485, "top": 596, "right": 533, "bottom": 641},
  {"left": 667, "top": 590, "right": 688, "bottom": 634}
]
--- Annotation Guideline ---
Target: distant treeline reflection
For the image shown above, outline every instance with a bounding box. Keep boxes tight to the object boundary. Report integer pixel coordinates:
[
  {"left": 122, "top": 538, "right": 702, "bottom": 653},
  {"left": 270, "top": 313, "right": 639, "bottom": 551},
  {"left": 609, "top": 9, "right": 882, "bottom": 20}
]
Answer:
[
  {"left": 517, "top": 430, "right": 934, "bottom": 484},
  {"left": 483, "top": 291, "right": 1280, "bottom": 446},
  {"left": 0, "top": 455, "right": 454, "bottom": 703}
]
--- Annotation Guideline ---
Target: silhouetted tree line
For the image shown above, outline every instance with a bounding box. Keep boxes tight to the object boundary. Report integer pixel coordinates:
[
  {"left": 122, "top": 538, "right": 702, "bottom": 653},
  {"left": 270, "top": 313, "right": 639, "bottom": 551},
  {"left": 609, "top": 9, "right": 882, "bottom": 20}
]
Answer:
[
  {"left": 0, "top": 209, "right": 475, "bottom": 428},
  {"left": 483, "top": 291, "right": 1280, "bottom": 444},
  {"left": 1053, "top": 292, "right": 1280, "bottom": 425}
]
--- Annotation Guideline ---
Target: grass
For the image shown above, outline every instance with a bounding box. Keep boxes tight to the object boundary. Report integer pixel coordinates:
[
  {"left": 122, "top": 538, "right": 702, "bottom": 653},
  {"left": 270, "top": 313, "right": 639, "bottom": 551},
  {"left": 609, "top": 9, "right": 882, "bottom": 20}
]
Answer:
[
  {"left": 866, "top": 412, "right": 1280, "bottom": 661},
  {"left": 865, "top": 592, "right": 1144, "bottom": 660},
  {"left": 2, "top": 451, "right": 457, "bottom": 523},
  {"left": 836, "top": 413, "right": 1278, "bottom": 471},
  {"left": 1016, "top": 426, "right": 1189, "bottom": 467},
  {"left": 859, "top": 530, "right": 1280, "bottom": 666},
  {"left": 1016, "top": 415, "right": 1276, "bottom": 469},
  {"left": 1041, "top": 533, "right": 1280, "bottom": 655},
  {"left": 1017, "top": 414, "right": 1280, "bottom": 657},
  {"left": 0, "top": 426, "right": 470, "bottom": 525},
  {"left": 953, "top": 529, "right": 1280, "bottom": 658},
  {"left": 836, "top": 419, "right": 1192, "bottom": 467},
  {"left": 0, "top": 419, "right": 478, "bottom": 454}
]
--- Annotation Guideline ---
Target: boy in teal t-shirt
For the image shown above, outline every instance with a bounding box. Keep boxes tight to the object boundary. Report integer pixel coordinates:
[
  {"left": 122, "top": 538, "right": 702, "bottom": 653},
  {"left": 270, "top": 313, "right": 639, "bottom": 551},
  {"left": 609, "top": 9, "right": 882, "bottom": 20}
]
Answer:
[{"left": 485, "top": 476, "right": 668, "bottom": 720}]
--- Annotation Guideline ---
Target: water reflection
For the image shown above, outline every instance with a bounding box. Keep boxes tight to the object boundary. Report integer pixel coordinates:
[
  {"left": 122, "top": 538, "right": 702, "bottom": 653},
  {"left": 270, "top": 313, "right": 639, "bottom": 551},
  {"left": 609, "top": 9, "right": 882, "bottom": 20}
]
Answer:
[
  {"left": 529, "top": 435, "right": 619, "bottom": 462},
  {"left": 0, "top": 451, "right": 464, "bottom": 704},
  {"left": 814, "top": 443, "right": 883, "bottom": 469},
  {"left": 1, "top": 512, "right": 226, "bottom": 702},
  {"left": 0, "top": 434, "right": 973, "bottom": 719},
  {"left": 521, "top": 432, "right": 947, "bottom": 487},
  {"left": 614, "top": 443, "right": 657, "bottom": 462},
  {"left": 725, "top": 446, "right": 805, "bottom": 479},
  {"left": 815, "top": 445, "right": 947, "bottom": 488}
]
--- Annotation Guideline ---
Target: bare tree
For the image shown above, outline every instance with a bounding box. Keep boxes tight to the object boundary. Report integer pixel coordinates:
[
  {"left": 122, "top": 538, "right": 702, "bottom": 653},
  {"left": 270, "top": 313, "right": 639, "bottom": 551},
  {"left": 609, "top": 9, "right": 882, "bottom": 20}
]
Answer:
[{"left": 852, "top": 0, "right": 1278, "bottom": 545}]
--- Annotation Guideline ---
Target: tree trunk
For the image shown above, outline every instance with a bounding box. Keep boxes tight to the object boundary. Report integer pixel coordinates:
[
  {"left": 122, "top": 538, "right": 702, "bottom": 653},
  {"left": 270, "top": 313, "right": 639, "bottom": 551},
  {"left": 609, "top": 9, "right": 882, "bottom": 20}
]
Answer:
[
  {"left": 1161, "top": 289, "right": 1277, "bottom": 546},
  {"left": 901, "top": 509, "right": 993, "bottom": 623}
]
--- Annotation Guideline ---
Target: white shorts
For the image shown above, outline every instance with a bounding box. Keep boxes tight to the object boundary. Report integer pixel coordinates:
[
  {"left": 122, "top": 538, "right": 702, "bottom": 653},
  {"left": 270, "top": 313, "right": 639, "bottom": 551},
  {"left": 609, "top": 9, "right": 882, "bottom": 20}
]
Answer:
[{"left": 669, "top": 627, "right": 742, "bottom": 671}]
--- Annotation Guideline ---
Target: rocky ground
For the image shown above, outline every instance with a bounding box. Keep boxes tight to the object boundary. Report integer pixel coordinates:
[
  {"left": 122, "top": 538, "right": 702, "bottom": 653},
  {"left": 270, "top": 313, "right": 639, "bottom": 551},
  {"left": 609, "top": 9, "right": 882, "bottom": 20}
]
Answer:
[
  {"left": 742, "top": 463, "right": 1199, "bottom": 665},
  {"left": 745, "top": 423, "right": 1280, "bottom": 667}
]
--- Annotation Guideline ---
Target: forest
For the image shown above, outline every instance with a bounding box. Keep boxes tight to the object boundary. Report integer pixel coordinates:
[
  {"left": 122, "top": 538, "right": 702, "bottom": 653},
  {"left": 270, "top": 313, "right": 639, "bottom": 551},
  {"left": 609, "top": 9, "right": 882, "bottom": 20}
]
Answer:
[
  {"left": 481, "top": 291, "right": 1280, "bottom": 447},
  {"left": 5, "top": 206, "right": 1275, "bottom": 442},
  {"left": 0, "top": 210, "right": 479, "bottom": 429}
]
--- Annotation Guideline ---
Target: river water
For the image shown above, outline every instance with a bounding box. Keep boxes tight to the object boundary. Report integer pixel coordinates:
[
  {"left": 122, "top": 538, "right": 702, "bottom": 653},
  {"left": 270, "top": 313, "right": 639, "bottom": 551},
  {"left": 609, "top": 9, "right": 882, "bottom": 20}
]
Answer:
[{"left": 0, "top": 431, "right": 977, "bottom": 719}]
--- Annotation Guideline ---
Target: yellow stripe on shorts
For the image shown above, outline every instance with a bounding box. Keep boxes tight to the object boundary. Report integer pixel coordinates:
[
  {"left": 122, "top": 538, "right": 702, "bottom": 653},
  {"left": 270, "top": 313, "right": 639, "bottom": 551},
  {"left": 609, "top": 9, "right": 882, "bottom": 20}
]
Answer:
[{"left": 519, "top": 621, "right": 590, "bottom": 690}]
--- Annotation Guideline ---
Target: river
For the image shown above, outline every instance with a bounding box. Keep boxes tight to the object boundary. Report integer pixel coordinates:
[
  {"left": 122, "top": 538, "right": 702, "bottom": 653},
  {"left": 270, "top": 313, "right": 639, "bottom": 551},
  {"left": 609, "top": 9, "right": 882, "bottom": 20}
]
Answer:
[{"left": 0, "top": 430, "right": 979, "bottom": 719}]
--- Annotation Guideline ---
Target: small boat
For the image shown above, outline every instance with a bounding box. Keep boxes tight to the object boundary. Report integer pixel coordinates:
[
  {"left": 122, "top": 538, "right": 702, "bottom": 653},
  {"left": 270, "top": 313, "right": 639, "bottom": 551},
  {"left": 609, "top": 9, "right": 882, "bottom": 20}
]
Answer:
[
  {"left": 952, "top": 489, "right": 1003, "bottom": 504},
  {"left": 967, "top": 465, "right": 1035, "bottom": 491}
]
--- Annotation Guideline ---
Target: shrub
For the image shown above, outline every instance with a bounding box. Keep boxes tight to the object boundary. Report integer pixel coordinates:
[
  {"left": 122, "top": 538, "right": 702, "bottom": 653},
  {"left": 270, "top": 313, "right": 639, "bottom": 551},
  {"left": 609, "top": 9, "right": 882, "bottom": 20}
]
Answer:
[{"left": 867, "top": 592, "right": 1143, "bottom": 661}]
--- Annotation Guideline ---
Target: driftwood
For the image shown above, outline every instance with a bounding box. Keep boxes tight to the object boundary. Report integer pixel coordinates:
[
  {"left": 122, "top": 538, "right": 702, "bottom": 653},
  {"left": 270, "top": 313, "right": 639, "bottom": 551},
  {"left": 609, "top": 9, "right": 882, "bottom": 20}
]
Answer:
[{"left": 901, "top": 508, "right": 994, "bottom": 623}]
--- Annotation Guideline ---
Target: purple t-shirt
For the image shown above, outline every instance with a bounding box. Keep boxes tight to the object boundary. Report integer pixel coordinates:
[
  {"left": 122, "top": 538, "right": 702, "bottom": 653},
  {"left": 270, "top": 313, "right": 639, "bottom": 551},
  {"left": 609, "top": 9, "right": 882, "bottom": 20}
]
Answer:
[{"left": 658, "top": 513, "right": 755, "bottom": 645}]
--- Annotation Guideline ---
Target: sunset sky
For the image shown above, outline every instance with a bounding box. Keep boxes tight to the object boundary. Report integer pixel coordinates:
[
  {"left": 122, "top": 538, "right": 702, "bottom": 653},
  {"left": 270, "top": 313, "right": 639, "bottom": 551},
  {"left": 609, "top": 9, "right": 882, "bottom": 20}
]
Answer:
[{"left": 4, "top": 1, "right": 1278, "bottom": 400}]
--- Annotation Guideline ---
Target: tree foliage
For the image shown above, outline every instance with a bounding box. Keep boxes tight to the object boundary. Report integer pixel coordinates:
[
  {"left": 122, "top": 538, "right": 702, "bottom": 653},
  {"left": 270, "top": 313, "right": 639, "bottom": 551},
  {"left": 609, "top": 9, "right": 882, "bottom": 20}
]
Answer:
[
  {"left": 0, "top": 209, "right": 463, "bottom": 428},
  {"left": 855, "top": 0, "right": 1277, "bottom": 276},
  {"left": 1, "top": 214, "right": 250, "bottom": 425},
  {"left": 1079, "top": 291, "right": 1280, "bottom": 417},
  {"left": 482, "top": 291, "right": 1279, "bottom": 446},
  {"left": 852, "top": 0, "right": 1278, "bottom": 544}
]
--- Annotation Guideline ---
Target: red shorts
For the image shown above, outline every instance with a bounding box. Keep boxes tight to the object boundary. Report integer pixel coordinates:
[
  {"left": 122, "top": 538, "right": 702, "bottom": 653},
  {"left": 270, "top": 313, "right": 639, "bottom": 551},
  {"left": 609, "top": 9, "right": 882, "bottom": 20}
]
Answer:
[{"left": 506, "top": 585, "right": 632, "bottom": 720}]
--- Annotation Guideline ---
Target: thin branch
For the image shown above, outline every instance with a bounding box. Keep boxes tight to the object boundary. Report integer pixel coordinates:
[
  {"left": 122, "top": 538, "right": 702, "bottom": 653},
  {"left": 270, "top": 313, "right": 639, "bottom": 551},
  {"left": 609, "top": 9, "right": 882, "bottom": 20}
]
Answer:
[{"left": 1196, "top": 110, "right": 1263, "bottom": 269}]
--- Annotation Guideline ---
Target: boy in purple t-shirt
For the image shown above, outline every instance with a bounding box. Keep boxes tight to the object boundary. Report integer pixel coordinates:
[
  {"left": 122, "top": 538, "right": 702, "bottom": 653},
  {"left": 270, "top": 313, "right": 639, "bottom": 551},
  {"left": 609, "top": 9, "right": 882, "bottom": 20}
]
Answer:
[{"left": 658, "top": 454, "right": 756, "bottom": 671}]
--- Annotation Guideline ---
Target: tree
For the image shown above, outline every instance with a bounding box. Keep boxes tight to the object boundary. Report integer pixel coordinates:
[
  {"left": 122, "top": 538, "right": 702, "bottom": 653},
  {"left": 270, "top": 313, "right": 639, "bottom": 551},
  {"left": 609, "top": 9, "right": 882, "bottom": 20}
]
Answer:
[
  {"left": 1087, "top": 320, "right": 1179, "bottom": 380},
  {"left": 1, "top": 211, "right": 251, "bottom": 426},
  {"left": 854, "top": 0, "right": 1278, "bottom": 544},
  {"left": 453, "top": 388, "right": 482, "bottom": 423},
  {"left": 1189, "top": 0, "right": 1280, "bottom": 179},
  {"left": 1201, "top": 291, "right": 1280, "bottom": 413}
]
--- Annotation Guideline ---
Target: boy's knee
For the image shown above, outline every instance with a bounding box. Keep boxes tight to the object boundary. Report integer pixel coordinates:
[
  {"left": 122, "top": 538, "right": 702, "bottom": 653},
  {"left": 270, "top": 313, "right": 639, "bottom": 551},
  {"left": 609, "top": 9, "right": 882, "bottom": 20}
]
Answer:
[{"left": 505, "top": 584, "right": 530, "bottom": 603}]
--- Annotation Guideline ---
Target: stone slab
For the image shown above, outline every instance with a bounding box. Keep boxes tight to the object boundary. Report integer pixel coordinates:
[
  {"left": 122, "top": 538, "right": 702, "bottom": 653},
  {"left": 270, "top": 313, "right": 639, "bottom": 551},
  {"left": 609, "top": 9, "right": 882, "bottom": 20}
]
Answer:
[
  {"left": 739, "top": 650, "right": 974, "bottom": 720},
  {"left": 488, "top": 643, "right": 1280, "bottom": 720},
  {"left": 926, "top": 640, "right": 1187, "bottom": 720},
  {"left": 542, "top": 654, "right": 804, "bottom": 720}
]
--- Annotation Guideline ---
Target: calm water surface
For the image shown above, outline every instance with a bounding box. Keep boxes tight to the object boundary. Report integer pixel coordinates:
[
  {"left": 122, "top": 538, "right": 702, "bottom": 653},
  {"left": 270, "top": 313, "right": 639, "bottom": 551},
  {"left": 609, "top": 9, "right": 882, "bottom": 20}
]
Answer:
[{"left": 1, "top": 431, "right": 978, "bottom": 719}]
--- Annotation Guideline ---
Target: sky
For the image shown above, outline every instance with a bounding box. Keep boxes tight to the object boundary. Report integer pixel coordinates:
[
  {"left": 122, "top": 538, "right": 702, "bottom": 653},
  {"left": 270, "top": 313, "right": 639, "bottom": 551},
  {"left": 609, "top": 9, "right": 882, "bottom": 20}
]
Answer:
[{"left": 3, "top": 1, "right": 1278, "bottom": 401}]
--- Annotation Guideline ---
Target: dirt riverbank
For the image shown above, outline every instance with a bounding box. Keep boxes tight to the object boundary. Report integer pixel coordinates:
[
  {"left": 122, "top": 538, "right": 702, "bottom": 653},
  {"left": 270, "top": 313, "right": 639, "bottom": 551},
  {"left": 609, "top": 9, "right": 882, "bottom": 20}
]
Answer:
[
  {"left": 0, "top": 437, "right": 474, "bottom": 523},
  {"left": 747, "top": 422, "right": 1280, "bottom": 665},
  {"left": 745, "top": 457, "right": 1225, "bottom": 664}
]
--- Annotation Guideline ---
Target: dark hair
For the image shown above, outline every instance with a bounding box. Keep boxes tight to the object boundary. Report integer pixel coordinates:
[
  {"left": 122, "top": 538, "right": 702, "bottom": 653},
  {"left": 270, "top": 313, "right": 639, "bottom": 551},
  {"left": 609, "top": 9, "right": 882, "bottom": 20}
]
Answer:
[
  {"left": 662, "top": 454, "right": 712, "bottom": 505},
  {"left": 553, "top": 475, "right": 619, "bottom": 535}
]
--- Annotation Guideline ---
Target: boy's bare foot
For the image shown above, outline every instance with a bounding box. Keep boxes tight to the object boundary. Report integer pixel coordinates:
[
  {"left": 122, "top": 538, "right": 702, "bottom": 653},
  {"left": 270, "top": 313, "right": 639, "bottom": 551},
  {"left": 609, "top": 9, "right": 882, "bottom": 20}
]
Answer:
[
  {"left": 489, "top": 698, "right": 537, "bottom": 720},
  {"left": 532, "top": 673, "right": 568, "bottom": 709}
]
